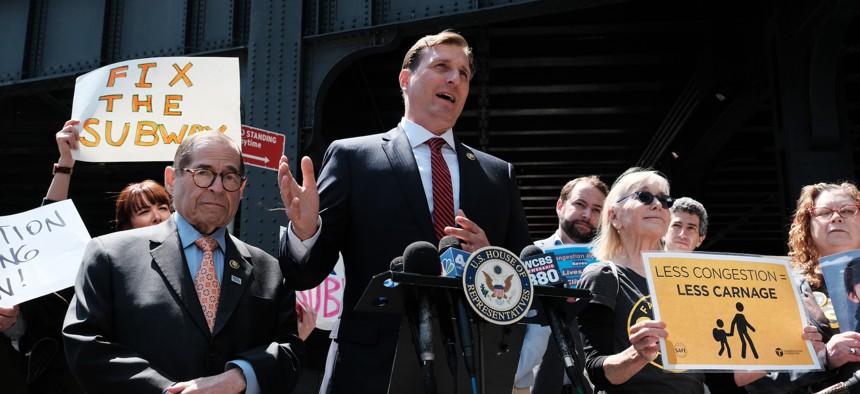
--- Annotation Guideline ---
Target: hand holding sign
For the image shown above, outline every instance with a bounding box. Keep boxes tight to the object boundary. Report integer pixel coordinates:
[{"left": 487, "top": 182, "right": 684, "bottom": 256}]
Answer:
[
  {"left": 0, "top": 305, "right": 19, "bottom": 332},
  {"left": 56, "top": 120, "right": 81, "bottom": 166},
  {"left": 629, "top": 320, "right": 668, "bottom": 363},
  {"left": 297, "top": 297, "right": 318, "bottom": 340},
  {"left": 822, "top": 331, "right": 860, "bottom": 368}
]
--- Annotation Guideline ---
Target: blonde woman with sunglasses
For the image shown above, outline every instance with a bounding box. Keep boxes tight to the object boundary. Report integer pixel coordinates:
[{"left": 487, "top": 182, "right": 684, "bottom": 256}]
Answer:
[{"left": 575, "top": 168, "right": 820, "bottom": 393}]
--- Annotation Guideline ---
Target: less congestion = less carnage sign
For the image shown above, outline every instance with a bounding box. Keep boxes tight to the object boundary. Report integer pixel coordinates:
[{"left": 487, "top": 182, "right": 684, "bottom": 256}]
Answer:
[{"left": 643, "top": 252, "right": 819, "bottom": 371}]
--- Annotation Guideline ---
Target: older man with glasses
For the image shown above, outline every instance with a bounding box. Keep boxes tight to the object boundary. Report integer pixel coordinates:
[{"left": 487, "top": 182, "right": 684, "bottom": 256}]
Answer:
[{"left": 63, "top": 132, "right": 304, "bottom": 393}]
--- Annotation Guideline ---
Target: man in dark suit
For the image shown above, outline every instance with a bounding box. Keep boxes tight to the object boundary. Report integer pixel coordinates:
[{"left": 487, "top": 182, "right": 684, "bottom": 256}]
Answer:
[
  {"left": 63, "top": 132, "right": 304, "bottom": 393},
  {"left": 278, "top": 30, "right": 531, "bottom": 393}
]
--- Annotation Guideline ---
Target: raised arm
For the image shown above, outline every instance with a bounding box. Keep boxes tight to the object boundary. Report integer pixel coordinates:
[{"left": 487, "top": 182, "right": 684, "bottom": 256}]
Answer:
[
  {"left": 278, "top": 155, "right": 319, "bottom": 241},
  {"left": 45, "top": 120, "right": 80, "bottom": 202}
]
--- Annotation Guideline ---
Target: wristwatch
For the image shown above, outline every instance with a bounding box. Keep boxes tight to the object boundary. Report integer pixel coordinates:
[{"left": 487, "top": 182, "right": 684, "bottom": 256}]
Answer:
[{"left": 52, "top": 163, "right": 73, "bottom": 175}]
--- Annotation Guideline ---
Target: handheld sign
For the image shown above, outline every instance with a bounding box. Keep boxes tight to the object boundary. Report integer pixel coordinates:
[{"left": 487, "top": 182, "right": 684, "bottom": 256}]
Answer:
[
  {"left": 296, "top": 258, "right": 345, "bottom": 331},
  {"left": 819, "top": 249, "right": 860, "bottom": 333},
  {"left": 71, "top": 57, "right": 241, "bottom": 162},
  {"left": 544, "top": 243, "right": 598, "bottom": 288},
  {"left": 0, "top": 200, "right": 90, "bottom": 307},
  {"left": 643, "top": 252, "right": 820, "bottom": 371},
  {"left": 281, "top": 226, "right": 345, "bottom": 331}
]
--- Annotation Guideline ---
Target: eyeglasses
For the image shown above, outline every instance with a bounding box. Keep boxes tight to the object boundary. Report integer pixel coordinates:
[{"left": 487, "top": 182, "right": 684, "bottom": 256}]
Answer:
[
  {"left": 807, "top": 203, "right": 860, "bottom": 221},
  {"left": 180, "top": 168, "right": 245, "bottom": 192},
  {"left": 617, "top": 191, "right": 674, "bottom": 209}
]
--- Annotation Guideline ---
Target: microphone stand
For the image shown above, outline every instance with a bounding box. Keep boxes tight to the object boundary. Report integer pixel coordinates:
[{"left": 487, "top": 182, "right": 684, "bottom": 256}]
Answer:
[
  {"left": 543, "top": 297, "right": 587, "bottom": 394},
  {"left": 476, "top": 318, "right": 485, "bottom": 394}
]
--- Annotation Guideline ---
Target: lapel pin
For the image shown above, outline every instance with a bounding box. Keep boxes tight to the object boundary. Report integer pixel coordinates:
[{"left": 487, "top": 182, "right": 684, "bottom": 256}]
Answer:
[
  {"left": 466, "top": 152, "right": 476, "bottom": 161},
  {"left": 229, "top": 260, "right": 240, "bottom": 269},
  {"left": 231, "top": 275, "right": 242, "bottom": 285}
]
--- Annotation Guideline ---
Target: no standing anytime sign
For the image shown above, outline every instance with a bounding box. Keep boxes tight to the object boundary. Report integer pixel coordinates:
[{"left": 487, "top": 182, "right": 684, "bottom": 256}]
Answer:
[{"left": 240, "top": 125, "right": 285, "bottom": 171}]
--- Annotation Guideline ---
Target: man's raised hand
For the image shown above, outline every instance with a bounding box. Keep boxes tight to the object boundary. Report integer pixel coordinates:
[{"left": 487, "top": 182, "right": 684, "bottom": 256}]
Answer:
[{"left": 278, "top": 155, "right": 319, "bottom": 240}]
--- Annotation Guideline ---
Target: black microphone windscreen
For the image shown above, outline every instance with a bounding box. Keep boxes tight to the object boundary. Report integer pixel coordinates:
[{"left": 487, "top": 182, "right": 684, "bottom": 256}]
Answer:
[
  {"left": 403, "top": 241, "right": 441, "bottom": 275},
  {"left": 520, "top": 244, "right": 544, "bottom": 260},
  {"left": 390, "top": 256, "right": 404, "bottom": 272},
  {"left": 438, "top": 235, "right": 462, "bottom": 255}
]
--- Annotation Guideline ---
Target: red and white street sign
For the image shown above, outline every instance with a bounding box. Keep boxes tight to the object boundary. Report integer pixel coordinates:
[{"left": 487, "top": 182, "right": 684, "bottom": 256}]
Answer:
[{"left": 240, "top": 125, "right": 285, "bottom": 171}]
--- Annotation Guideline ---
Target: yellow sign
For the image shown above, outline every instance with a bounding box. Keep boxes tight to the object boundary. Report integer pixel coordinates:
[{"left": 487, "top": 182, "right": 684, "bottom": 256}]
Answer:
[{"left": 643, "top": 252, "right": 820, "bottom": 371}]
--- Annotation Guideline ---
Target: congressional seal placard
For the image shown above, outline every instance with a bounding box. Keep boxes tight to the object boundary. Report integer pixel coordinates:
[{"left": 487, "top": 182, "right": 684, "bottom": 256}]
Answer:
[{"left": 462, "top": 246, "right": 533, "bottom": 325}]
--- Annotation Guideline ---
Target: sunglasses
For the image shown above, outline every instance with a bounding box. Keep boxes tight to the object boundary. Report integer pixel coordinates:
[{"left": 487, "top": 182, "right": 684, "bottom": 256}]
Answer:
[{"left": 617, "top": 191, "right": 674, "bottom": 209}]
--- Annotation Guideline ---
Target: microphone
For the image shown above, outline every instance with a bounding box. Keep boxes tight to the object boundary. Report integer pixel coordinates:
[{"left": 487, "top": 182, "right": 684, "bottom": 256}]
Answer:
[
  {"left": 404, "top": 241, "right": 440, "bottom": 275},
  {"left": 521, "top": 245, "right": 586, "bottom": 393},
  {"left": 439, "top": 235, "right": 470, "bottom": 277},
  {"left": 390, "top": 255, "right": 404, "bottom": 272},
  {"left": 519, "top": 244, "right": 544, "bottom": 259},
  {"left": 438, "top": 236, "right": 477, "bottom": 394},
  {"left": 434, "top": 236, "right": 460, "bottom": 385},
  {"left": 520, "top": 245, "right": 563, "bottom": 287},
  {"left": 402, "top": 241, "right": 439, "bottom": 394},
  {"left": 434, "top": 286, "right": 459, "bottom": 390},
  {"left": 815, "top": 370, "right": 860, "bottom": 394}
]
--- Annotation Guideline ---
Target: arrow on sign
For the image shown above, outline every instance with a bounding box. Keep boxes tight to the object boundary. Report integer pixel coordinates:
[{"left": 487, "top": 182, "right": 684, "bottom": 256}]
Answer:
[{"left": 242, "top": 153, "right": 270, "bottom": 163}]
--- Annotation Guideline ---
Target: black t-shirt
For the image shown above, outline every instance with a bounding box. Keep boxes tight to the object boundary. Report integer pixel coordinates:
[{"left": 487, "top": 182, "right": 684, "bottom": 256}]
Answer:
[{"left": 577, "top": 261, "right": 708, "bottom": 393}]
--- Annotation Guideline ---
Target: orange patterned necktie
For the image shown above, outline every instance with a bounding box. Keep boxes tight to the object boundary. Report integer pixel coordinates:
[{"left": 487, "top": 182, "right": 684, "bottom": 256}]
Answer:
[{"left": 194, "top": 236, "right": 220, "bottom": 333}]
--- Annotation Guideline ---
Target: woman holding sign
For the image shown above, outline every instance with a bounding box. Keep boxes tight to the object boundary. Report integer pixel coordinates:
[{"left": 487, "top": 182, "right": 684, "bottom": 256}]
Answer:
[
  {"left": 575, "top": 168, "right": 810, "bottom": 393},
  {"left": 747, "top": 182, "right": 860, "bottom": 393}
]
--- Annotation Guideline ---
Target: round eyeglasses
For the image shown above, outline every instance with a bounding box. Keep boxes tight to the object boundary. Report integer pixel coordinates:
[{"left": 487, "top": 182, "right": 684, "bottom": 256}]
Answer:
[
  {"left": 807, "top": 203, "right": 860, "bottom": 221},
  {"left": 181, "top": 168, "right": 245, "bottom": 192},
  {"left": 617, "top": 190, "right": 674, "bottom": 209}
]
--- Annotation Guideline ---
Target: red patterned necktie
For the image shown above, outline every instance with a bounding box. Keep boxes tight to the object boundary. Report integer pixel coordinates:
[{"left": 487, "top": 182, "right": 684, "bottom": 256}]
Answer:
[
  {"left": 194, "top": 236, "right": 220, "bottom": 333},
  {"left": 428, "top": 138, "right": 454, "bottom": 241}
]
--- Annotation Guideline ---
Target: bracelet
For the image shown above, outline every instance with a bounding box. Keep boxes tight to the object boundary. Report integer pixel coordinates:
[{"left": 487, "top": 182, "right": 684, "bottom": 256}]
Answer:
[{"left": 52, "top": 163, "right": 73, "bottom": 175}]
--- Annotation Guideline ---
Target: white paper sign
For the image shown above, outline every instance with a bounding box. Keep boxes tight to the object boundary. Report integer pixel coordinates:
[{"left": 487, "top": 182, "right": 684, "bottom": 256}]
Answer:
[
  {"left": 297, "top": 258, "right": 346, "bottom": 331},
  {"left": 71, "top": 57, "right": 241, "bottom": 162},
  {"left": 280, "top": 226, "right": 345, "bottom": 331},
  {"left": 819, "top": 249, "right": 860, "bottom": 333},
  {"left": 0, "top": 200, "right": 91, "bottom": 307}
]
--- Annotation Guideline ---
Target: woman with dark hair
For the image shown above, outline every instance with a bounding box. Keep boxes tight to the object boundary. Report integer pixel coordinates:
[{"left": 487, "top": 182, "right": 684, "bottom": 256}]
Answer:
[{"left": 113, "top": 179, "right": 172, "bottom": 231}]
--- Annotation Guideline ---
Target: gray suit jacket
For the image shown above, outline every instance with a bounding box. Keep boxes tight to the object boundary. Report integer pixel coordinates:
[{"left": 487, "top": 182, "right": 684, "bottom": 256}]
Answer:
[
  {"left": 63, "top": 218, "right": 304, "bottom": 393},
  {"left": 279, "top": 126, "right": 530, "bottom": 393}
]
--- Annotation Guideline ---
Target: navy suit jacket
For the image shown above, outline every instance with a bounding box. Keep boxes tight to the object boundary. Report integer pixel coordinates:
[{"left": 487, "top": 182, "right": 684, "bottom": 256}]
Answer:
[
  {"left": 279, "top": 126, "right": 530, "bottom": 392},
  {"left": 63, "top": 218, "right": 304, "bottom": 393}
]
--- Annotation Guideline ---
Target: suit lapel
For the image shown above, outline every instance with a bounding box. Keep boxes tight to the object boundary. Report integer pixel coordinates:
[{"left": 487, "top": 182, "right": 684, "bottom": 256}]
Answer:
[
  {"left": 213, "top": 235, "right": 252, "bottom": 336},
  {"left": 382, "top": 127, "right": 435, "bottom": 241},
  {"left": 455, "top": 139, "right": 480, "bottom": 217},
  {"left": 150, "top": 220, "right": 210, "bottom": 335}
]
